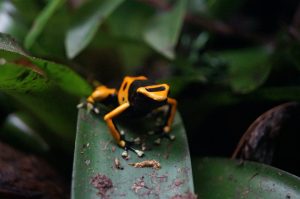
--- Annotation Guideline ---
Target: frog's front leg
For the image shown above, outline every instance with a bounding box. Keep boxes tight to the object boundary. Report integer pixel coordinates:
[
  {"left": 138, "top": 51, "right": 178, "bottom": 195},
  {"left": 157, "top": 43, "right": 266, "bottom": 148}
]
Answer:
[
  {"left": 104, "top": 103, "right": 144, "bottom": 157},
  {"left": 77, "top": 85, "right": 117, "bottom": 113}
]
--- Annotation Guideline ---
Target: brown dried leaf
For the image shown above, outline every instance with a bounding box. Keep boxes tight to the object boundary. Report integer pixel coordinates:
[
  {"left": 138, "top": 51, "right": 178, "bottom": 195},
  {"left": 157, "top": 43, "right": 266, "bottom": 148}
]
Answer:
[{"left": 232, "top": 102, "right": 299, "bottom": 163}]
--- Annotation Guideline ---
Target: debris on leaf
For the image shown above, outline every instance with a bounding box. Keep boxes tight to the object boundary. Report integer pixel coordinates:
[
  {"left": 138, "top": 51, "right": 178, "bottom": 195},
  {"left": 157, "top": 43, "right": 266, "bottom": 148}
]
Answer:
[
  {"left": 173, "top": 179, "right": 184, "bottom": 187},
  {"left": 141, "top": 143, "right": 147, "bottom": 151},
  {"left": 170, "top": 191, "right": 198, "bottom": 199},
  {"left": 154, "top": 138, "right": 161, "bottom": 145},
  {"left": 90, "top": 173, "right": 113, "bottom": 198},
  {"left": 128, "top": 160, "right": 161, "bottom": 170},
  {"left": 111, "top": 146, "right": 116, "bottom": 152},
  {"left": 134, "top": 137, "right": 141, "bottom": 145},
  {"left": 114, "top": 157, "right": 123, "bottom": 170},
  {"left": 131, "top": 176, "right": 148, "bottom": 193},
  {"left": 84, "top": 159, "right": 90, "bottom": 166},
  {"left": 169, "top": 134, "right": 176, "bottom": 140}
]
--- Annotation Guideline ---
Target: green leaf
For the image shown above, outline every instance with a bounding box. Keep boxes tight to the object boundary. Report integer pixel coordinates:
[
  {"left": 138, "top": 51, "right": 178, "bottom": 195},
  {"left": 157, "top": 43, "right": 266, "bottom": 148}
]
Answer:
[
  {"left": 107, "top": 1, "right": 154, "bottom": 41},
  {"left": 72, "top": 107, "right": 194, "bottom": 198},
  {"left": 24, "top": 0, "right": 65, "bottom": 49},
  {"left": 218, "top": 47, "right": 271, "bottom": 94},
  {"left": 65, "top": 0, "right": 125, "bottom": 59},
  {"left": 0, "top": 33, "right": 92, "bottom": 96},
  {"left": 28, "top": 6, "right": 71, "bottom": 59},
  {"left": 193, "top": 158, "right": 300, "bottom": 199},
  {"left": 144, "top": 0, "right": 187, "bottom": 59},
  {"left": 0, "top": 33, "right": 92, "bottom": 152}
]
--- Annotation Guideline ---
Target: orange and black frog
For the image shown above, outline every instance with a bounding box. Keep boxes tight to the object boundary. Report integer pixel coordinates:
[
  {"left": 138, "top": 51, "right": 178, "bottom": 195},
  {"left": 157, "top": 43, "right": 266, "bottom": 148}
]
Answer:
[{"left": 78, "top": 76, "right": 177, "bottom": 157}]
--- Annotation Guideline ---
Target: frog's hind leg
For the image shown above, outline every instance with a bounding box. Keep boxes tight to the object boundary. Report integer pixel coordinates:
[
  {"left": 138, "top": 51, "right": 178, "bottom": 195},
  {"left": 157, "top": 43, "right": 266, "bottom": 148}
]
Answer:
[{"left": 163, "top": 97, "right": 177, "bottom": 134}]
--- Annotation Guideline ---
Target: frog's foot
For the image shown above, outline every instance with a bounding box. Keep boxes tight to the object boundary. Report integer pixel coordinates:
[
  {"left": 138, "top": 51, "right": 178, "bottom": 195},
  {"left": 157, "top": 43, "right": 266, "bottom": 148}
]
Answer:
[
  {"left": 119, "top": 132, "right": 144, "bottom": 158},
  {"left": 121, "top": 143, "right": 144, "bottom": 158}
]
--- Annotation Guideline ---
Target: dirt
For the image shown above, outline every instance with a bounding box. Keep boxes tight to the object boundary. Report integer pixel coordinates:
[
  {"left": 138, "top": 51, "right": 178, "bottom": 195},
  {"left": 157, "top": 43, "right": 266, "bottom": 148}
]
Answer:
[
  {"left": 131, "top": 170, "right": 189, "bottom": 198},
  {"left": 131, "top": 176, "right": 157, "bottom": 198},
  {"left": 170, "top": 191, "right": 198, "bottom": 199},
  {"left": 114, "top": 157, "right": 123, "bottom": 170},
  {"left": 173, "top": 179, "right": 185, "bottom": 187},
  {"left": 131, "top": 176, "right": 148, "bottom": 193},
  {"left": 90, "top": 173, "right": 113, "bottom": 198}
]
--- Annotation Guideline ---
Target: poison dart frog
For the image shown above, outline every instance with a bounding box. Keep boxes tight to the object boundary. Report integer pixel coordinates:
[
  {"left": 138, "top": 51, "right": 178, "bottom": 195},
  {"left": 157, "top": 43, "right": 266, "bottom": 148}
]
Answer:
[{"left": 78, "top": 76, "right": 177, "bottom": 157}]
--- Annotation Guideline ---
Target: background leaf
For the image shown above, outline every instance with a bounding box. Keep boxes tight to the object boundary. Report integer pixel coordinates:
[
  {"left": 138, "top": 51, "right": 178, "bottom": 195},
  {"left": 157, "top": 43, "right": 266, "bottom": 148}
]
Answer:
[
  {"left": 193, "top": 158, "right": 300, "bottom": 199},
  {"left": 65, "top": 0, "right": 125, "bottom": 59},
  {"left": 107, "top": 1, "right": 154, "bottom": 41},
  {"left": 72, "top": 107, "right": 194, "bottom": 199},
  {"left": 25, "top": 0, "right": 65, "bottom": 49},
  {"left": 144, "top": 0, "right": 187, "bottom": 59},
  {"left": 218, "top": 47, "right": 272, "bottom": 93}
]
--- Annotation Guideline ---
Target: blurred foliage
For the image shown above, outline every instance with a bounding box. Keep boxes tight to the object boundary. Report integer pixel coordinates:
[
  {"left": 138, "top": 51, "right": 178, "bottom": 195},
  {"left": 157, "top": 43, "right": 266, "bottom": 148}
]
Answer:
[{"left": 0, "top": 0, "right": 300, "bottom": 197}]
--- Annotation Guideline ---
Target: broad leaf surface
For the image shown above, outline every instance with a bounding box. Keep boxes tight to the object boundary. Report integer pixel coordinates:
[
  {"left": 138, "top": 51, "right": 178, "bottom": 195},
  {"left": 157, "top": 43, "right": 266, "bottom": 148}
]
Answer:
[
  {"left": 72, "top": 107, "right": 194, "bottom": 198},
  {"left": 193, "top": 158, "right": 300, "bottom": 199}
]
